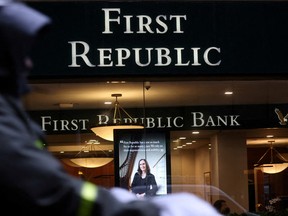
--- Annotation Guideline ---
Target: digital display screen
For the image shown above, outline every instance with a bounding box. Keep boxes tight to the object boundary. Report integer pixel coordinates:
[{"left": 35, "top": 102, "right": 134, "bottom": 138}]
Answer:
[{"left": 114, "top": 129, "right": 171, "bottom": 196}]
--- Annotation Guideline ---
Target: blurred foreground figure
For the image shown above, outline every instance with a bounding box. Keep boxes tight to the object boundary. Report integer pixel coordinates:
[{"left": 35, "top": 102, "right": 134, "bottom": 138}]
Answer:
[{"left": 0, "top": 1, "right": 221, "bottom": 215}]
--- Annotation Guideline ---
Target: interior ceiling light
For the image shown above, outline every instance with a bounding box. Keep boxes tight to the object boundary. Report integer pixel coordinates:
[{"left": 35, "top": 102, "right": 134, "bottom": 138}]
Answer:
[
  {"left": 254, "top": 140, "right": 288, "bottom": 174},
  {"left": 68, "top": 158, "right": 113, "bottom": 168},
  {"left": 62, "top": 140, "right": 113, "bottom": 168},
  {"left": 224, "top": 91, "right": 233, "bottom": 95},
  {"left": 58, "top": 103, "right": 74, "bottom": 109},
  {"left": 90, "top": 93, "right": 144, "bottom": 142},
  {"left": 266, "top": 135, "right": 274, "bottom": 138}
]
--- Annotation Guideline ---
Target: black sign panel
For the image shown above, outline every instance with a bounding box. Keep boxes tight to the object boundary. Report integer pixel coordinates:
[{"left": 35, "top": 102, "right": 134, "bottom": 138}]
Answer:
[{"left": 28, "top": 1, "right": 288, "bottom": 78}]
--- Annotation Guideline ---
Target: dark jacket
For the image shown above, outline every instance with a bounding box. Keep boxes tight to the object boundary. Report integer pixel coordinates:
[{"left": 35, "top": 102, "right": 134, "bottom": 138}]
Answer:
[{"left": 131, "top": 172, "right": 158, "bottom": 197}]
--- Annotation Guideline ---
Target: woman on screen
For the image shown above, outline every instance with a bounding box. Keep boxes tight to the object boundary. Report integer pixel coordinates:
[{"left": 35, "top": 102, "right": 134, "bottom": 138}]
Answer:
[{"left": 131, "top": 159, "right": 158, "bottom": 198}]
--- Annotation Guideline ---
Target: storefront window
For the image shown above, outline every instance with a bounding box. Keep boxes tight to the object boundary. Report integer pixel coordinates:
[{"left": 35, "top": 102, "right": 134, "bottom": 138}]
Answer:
[{"left": 24, "top": 79, "right": 288, "bottom": 215}]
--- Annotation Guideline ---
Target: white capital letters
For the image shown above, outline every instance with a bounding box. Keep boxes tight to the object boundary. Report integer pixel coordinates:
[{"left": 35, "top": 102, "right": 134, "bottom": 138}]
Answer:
[
  {"left": 204, "top": 47, "right": 221, "bottom": 66},
  {"left": 68, "top": 41, "right": 95, "bottom": 67},
  {"left": 102, "top": 8, "right": 121, "bottom": 34}
]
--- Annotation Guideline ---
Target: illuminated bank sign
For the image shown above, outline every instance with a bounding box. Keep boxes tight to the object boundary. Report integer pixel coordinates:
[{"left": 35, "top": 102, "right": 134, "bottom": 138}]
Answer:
[
  {"left": 29, "top": 1, "right": 288, "bottom": 78},
  {"left": 68, "top": 8, "right": 221, "bottom": 69},
  {"left": 39, "top": 112, "right": 240, "bottom": 133},
  {"left": 29, "top": 104, "right": 285, "bottom": 135}
]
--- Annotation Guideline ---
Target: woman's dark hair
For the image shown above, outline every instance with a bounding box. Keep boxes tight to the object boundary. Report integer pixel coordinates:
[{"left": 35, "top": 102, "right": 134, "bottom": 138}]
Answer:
[
  {"left": 213, "top": 199, "right": 230, "bottom": 215},
  {"left": 213, "top": 199, "right": 225, "bottom": 212},
  {"left": 137, "top": 159, "right": 151, "bottom": 174}
]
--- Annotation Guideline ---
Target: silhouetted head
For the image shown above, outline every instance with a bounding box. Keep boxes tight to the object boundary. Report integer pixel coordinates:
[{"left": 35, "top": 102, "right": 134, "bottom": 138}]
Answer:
[{"left": 0, "top": 0, "right": 51, "bottom": 95}]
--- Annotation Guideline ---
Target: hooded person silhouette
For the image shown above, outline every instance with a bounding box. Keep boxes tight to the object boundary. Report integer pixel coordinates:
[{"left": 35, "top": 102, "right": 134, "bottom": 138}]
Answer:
[{"left": 0, "top": 1, "right": 159, "bottom": 215}]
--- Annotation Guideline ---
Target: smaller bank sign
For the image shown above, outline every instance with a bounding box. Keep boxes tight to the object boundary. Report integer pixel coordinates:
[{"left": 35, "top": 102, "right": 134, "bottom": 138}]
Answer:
[{"left": 29, "top": 104, "right": 287, "bottom": 135}]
